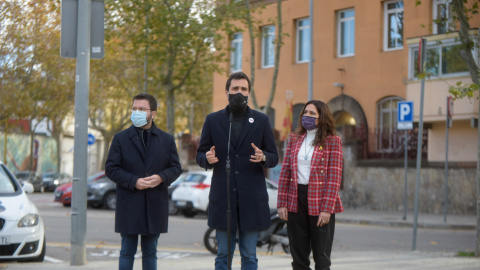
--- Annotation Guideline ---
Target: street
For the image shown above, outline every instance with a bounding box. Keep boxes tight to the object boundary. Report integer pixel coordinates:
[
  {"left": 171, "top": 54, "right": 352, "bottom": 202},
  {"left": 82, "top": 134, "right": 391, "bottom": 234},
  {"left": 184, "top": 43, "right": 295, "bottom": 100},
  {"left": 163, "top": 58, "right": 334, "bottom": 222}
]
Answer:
[{"left": 29, "top": 193, "right": 477, "bottom": 264}]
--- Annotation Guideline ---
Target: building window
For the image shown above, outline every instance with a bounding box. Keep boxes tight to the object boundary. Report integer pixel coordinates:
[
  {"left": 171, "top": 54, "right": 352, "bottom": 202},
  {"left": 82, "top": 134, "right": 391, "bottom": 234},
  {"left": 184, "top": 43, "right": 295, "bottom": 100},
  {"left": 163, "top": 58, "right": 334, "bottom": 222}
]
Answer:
[
  {"left": 337, "top": 9, "right": 355, "bottom": 57},
  {"left": 261, "top": 25, "right": 275, "bottom": 68},
  {"left": 292, "top": 103, "right": 306, "bottom": 131},
  {"left": 230, "top": 33, "right": 243, "bottom": 73},
  {"left": 376, "top": 96, "right": 403, "bottom": 152},
  {"left": 433, "top": 0, "right": 454, "bottom": 34},
  {"left": 410, "top": 40, "right": 470, "bottom": 79},
  {"left": 384, "top": 1, "right": 404, "bottom": 51},
  {"left": 296, "top": 18, "right": 310, "bottom": 63}
]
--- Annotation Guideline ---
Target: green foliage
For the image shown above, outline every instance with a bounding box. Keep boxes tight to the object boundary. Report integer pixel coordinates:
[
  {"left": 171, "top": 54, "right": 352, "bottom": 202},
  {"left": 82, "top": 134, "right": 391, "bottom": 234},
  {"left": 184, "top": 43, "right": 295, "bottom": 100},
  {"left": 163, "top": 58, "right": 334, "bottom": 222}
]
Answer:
[
  {"left": 449, "top": 81, "right": 479, "bottom": 100},
  {"left": 456, "top": 251, "right": 476, "bottom": 257}
]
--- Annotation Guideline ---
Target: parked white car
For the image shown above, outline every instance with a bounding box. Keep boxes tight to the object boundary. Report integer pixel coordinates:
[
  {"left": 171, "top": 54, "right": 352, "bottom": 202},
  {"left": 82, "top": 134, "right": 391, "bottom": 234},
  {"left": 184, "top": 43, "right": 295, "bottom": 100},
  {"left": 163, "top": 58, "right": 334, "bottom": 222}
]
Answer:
[
  {"left": 172, "top": 171, "right": 278, "bottom": 218},
  {"left": 0, "top": 162, "right": 46, "bottom": 262}
]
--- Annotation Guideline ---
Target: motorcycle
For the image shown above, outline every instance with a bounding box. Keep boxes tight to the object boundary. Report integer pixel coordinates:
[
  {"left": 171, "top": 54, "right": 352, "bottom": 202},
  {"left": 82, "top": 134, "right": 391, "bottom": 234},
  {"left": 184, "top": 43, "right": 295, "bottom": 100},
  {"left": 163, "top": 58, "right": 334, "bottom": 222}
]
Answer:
[{"left": 203, "top": 210, "right": 290, "bottom": 254}]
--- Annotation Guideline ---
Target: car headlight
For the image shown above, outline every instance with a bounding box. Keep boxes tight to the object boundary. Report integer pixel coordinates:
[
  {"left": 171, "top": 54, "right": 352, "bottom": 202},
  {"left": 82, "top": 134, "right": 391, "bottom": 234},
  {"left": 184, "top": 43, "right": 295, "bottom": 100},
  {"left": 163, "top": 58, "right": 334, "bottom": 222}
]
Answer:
[
  {"left": 53, "top": 180, "right": 59, "bottom": 185},
  {"left": 91, "top": 182, "right": 108, "bottom": 190},
  {"left": 18, "top": 214, "right": 39, "bottom": 227}
]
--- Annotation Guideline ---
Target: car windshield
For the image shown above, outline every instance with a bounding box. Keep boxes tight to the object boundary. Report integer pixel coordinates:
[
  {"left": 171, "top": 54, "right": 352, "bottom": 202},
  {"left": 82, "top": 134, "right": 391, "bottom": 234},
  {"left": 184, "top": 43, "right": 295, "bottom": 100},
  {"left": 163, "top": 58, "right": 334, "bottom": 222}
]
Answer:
[
  {"left": 43, "top": 173, "right": 59, "bottom": 178},
  {"left": 184, "top": 174, "right": 206, "bottom": 183},
  {"left": 0, "top": 165, "right": 18, "bottom": 193},
  {"left": 15, "top": 172, "right": 30, "bottom": 178}
]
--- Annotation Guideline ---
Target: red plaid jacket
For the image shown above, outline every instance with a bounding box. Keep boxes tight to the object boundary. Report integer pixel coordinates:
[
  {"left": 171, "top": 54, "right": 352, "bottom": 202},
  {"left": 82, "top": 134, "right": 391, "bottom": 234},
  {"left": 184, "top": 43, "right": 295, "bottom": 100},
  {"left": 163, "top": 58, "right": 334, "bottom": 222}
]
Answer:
[{"left": 277, "top": 133, "right": 344, "bottom": 215}]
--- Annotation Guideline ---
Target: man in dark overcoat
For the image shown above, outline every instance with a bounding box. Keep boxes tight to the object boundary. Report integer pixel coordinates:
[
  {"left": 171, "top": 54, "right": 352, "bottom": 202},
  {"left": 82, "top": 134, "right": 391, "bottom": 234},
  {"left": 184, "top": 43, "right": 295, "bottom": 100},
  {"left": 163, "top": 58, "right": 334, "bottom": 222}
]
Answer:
[
  {"left": 105, "top": 93, "right": 182, "bottom": 270},
  {"left": 197, "top": 72, "right": 279, "bottom": 270}
]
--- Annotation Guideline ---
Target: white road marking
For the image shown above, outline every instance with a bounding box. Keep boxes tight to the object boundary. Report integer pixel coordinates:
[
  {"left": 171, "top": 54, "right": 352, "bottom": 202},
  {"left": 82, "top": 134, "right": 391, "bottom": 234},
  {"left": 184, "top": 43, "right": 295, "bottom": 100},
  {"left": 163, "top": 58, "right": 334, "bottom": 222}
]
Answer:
[{"left": 44, "top": 255, "right": 63, "bottom": 263}]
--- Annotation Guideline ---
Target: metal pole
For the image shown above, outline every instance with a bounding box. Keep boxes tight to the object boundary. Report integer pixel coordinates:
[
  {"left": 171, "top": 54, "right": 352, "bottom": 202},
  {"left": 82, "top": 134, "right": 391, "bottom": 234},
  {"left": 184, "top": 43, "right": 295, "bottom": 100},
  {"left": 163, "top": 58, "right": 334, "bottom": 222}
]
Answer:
[
  {"left": 143, "top": 13, "right": 148, "bottom": 93},
  {"left": 444, "top": 98, "right": 450, "bottom": 223},
  {"left": 403, "top": 130, "right": 408, "bottom": 220},
  {"left": 412, "top": 38, "right": 426, "bottom": 251},
  {"left": 3, "top": 127, "right": 7, "bottom": 164},
  {"left": 308, "top": 0, "right": 313, "bottom": 100},
  {"left": 70, "top": 0, "right": 91, "bottom": 265}
]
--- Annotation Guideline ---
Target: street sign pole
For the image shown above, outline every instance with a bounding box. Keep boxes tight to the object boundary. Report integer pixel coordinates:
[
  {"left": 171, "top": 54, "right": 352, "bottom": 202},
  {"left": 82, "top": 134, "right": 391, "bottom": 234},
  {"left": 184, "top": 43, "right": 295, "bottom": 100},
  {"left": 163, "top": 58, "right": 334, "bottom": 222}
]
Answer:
[
  {"left": 70, "top": 0, "right": 91, "bottom": 265},
  {"left": 397, "top": 101, "right": 413, "bottom": 221},
  {"left": 403, "top": 130, "right": 408, "bottom": 220},
  {"left": 308, "top": 0, "right": 313, "bottom": 101},
  {"left": 413, "top": 38, "right": 427, "bottom": 251},
  {"left": 444, "top": 96, "right": 453, "bottom": 223}
]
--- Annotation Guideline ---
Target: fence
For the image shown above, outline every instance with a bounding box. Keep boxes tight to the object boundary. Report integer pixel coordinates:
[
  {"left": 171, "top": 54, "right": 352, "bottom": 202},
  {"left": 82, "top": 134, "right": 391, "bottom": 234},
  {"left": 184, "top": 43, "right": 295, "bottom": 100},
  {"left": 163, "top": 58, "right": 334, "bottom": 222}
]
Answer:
[{"left": 340, "top": 125, "right": 428, "bottom": 160}]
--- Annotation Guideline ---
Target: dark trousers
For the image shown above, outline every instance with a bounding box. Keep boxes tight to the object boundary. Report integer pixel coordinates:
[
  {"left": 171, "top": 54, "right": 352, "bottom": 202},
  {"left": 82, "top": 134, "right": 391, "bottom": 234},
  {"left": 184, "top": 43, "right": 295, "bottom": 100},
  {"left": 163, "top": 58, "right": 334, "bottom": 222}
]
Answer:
[{"left": 287, "top": 184, "right": 335, "bottom": 270}]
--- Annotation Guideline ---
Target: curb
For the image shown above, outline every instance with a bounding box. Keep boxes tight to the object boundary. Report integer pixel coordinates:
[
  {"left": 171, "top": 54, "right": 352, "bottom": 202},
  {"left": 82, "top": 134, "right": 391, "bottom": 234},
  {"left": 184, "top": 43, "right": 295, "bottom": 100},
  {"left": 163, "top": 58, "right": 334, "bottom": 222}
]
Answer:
[{"left": 336, "top": 218, "right": 476, "bottom": 230}]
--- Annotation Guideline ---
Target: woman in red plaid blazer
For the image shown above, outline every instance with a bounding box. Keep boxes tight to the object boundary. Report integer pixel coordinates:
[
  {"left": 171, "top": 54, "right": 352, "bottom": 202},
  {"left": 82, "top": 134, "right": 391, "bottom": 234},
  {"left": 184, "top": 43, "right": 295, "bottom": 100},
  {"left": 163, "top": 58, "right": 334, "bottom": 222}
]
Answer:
[{"left": 277, "top": 100, "right": 343, "bottom": 270}]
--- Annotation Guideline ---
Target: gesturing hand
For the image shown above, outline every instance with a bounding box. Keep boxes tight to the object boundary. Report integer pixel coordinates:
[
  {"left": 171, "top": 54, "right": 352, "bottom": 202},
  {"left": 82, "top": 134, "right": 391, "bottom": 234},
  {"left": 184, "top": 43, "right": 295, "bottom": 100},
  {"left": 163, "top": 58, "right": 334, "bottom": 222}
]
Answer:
[
  {"left": 250, "top": 143, "right": 264, "bottom": 163},
  {"left": 206, "top": 146, "right": 218, "bottom": 164}
]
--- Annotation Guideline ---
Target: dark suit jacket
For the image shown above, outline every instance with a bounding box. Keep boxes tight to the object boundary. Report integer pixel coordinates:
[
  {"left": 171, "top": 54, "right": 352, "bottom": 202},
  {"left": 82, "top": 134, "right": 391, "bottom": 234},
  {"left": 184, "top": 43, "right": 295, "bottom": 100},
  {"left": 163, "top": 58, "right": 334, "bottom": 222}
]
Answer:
[
  {"left": 197, "top": 106, "right": 279, "bottom": 232},
  {"left": 105, "top": 122, "right": 182, "bottom": 235}
]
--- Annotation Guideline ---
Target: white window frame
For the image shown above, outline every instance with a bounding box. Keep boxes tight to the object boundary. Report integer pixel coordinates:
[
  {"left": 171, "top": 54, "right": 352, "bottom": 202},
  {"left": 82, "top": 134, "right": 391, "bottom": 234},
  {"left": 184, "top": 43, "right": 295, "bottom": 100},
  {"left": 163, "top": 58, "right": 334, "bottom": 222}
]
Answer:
[
  {"left": 408, "top": 38, "right": 475, "bottom": 80},
  {"left": 433, "top": 0, "right": 454, "bottom": 34},
  {"left": 230, "top": 33, "right": 243, "bottom": 73},
  {"left": 337, "top": 8, "right": 355, "bottom": 57},
  {"left": 383, "top": 0, "right": 404, "bottom": 51},
  {"left": 261, "top": 25, "right": 275, "bottom": 68},
  {"left": 376, "top": 96, "right": 404, "bottom": 153},
  {"left": 296, "top": 17, "right": 310, "bottom": 63}
]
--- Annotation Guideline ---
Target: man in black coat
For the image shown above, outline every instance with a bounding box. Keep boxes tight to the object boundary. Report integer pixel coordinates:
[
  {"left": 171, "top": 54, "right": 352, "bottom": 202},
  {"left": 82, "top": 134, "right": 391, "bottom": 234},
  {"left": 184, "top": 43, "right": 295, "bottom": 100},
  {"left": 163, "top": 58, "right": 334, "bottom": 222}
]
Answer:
[
  {"left": 105, "top": 93, "right": 182, "bottom": 270},
  {"left": 197, "top": 72, "right": 279, "bottom": 270}
]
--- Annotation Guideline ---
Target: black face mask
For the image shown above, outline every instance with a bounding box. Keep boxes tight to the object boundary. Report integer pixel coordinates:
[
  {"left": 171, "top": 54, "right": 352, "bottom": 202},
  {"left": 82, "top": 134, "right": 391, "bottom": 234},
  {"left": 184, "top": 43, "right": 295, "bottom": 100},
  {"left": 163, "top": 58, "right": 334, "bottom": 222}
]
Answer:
[{"left": 228, "top": 92, "right": 248, "bottom": 111}]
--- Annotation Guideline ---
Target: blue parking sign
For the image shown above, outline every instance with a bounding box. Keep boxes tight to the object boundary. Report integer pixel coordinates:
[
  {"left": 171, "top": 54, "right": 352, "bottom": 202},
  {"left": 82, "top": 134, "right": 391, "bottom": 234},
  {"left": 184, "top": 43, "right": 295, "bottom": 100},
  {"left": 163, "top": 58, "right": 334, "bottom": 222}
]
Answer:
[{"left": 397, "top": 101, "right": 413, "bottom": 130}]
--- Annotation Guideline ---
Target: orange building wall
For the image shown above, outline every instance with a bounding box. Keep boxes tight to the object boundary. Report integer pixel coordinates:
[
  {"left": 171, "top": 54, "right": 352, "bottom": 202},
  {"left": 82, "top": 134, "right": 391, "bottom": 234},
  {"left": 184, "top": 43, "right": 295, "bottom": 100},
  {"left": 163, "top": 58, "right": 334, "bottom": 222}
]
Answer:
[{"left": 213, "top": 0, "right": 480, "bottom": 148}]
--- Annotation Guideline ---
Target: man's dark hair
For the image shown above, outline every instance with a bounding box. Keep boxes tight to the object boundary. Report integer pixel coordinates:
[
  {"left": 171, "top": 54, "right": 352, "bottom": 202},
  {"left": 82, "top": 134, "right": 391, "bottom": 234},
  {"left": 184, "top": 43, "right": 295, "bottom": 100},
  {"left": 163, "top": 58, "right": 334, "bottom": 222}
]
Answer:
[
  {"left": 133, "top": 93, "right": 157, "bottom": 111},
  {"left": 225, "top": 71, "right": 251, "bottom": 92}
]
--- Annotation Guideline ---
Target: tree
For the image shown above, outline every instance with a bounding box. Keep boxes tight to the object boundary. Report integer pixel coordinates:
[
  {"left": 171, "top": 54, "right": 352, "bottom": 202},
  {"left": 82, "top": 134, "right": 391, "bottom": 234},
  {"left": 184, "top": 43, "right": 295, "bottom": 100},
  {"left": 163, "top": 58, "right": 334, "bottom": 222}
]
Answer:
[
  {"left": 0, "top": 0, "right": 75, "bottom": 172},
  {"left": 106, "top": 0, "right": 236, "bottom": 135},
  {"left": 418, "top": 0, "right": 480, "bottom": 257},
  {"left": 242, "top": 0, "right": 284, "bottom": 115}
]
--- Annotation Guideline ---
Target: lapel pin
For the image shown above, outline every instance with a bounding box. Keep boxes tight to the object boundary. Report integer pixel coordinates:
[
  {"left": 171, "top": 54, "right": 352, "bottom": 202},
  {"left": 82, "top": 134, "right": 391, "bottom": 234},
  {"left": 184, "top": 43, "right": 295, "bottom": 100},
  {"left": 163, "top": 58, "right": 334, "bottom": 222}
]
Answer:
[{"left": 249, "top": 118, "right": 254, "bottom": 123}]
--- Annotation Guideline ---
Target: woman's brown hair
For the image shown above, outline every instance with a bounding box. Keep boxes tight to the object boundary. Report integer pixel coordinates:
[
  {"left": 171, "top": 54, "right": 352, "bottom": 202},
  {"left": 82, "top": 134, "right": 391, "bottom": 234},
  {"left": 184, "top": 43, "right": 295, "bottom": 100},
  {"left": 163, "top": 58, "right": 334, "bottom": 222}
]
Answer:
[{"left": 293, "top": 100, "right": 336, "bottom": 146}]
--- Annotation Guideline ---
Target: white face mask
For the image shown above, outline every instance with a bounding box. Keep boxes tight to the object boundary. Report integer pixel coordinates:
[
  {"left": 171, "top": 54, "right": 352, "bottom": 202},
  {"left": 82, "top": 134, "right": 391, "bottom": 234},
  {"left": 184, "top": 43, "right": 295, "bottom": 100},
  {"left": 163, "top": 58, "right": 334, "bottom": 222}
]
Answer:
[{"left": 131, "top": 110, "right": 148, "bottom": 127}]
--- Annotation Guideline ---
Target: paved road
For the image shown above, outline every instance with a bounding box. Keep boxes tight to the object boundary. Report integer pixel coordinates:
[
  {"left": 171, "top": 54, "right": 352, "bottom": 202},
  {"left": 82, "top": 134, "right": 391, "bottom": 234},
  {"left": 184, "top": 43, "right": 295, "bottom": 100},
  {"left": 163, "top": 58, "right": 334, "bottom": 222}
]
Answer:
[{"left": 28, "top": 192, "right": 478, "bottom": 265}]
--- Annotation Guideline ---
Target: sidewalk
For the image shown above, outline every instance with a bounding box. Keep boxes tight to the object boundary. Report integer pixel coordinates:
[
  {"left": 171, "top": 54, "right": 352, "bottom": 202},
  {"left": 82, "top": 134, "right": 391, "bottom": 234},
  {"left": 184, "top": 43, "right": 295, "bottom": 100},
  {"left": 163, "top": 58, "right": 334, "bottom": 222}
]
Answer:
[
  {"left": 2, "top": 209, "right": 478, "bottom": 269},
  {"left": 3, "top": 250, "right": 479, "bottom": 270}
]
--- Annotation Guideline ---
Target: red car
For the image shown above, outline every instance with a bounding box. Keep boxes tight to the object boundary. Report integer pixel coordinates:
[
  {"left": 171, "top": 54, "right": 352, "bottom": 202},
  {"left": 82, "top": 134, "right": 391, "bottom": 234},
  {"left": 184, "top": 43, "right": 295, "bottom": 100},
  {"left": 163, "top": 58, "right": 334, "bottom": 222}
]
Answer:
[{"left": 54, "top": 171, "right": 105, "bottom": 206}]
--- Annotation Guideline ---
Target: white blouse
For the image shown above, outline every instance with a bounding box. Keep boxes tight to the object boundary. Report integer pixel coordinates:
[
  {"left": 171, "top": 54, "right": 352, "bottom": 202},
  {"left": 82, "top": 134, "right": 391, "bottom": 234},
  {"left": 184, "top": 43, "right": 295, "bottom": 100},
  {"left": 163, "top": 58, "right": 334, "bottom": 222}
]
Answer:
[{"left": 297, "top": 129, "right": 317, "bottom": 185}]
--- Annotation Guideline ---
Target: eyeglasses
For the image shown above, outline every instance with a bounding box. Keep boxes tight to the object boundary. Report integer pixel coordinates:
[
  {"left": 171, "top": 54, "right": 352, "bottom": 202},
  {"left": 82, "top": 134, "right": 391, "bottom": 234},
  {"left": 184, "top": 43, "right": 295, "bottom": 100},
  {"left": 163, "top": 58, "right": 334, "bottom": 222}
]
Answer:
[{"left": 131, "top": 107, "right": 151, "bottom": 112}]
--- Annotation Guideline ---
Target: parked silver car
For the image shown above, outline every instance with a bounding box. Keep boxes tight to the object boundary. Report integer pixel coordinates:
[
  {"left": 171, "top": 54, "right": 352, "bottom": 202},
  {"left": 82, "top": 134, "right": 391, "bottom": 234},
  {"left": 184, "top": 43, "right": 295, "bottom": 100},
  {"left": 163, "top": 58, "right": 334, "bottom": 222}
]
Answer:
[{"left": 87, "top": 175, "right": 116, "bottom": 210}]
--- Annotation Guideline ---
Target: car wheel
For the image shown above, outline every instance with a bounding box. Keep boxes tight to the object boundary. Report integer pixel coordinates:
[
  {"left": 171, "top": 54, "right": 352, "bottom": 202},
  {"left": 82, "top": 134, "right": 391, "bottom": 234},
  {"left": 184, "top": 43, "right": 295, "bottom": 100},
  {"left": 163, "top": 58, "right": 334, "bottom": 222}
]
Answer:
[
  {"left": 203, "top": 228, "right": 218, "bottom": 254},
  {"left": 103, "top": 191, "right": 116, "bottom": 210},
  {"left": 183, "top": 210, "right": 196, "bottom": 218},
  {"left": 62, "top": 202, "right": 71, "bottom": 207},
  {"left": 29, "top": 237, "right": 46, "bottom": 262},
  {"left": 168, "top": 200, "right": 179, "bottom": 215},
  {"left": 89, "top": 202, "right": 103, "bottom": 209}
]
